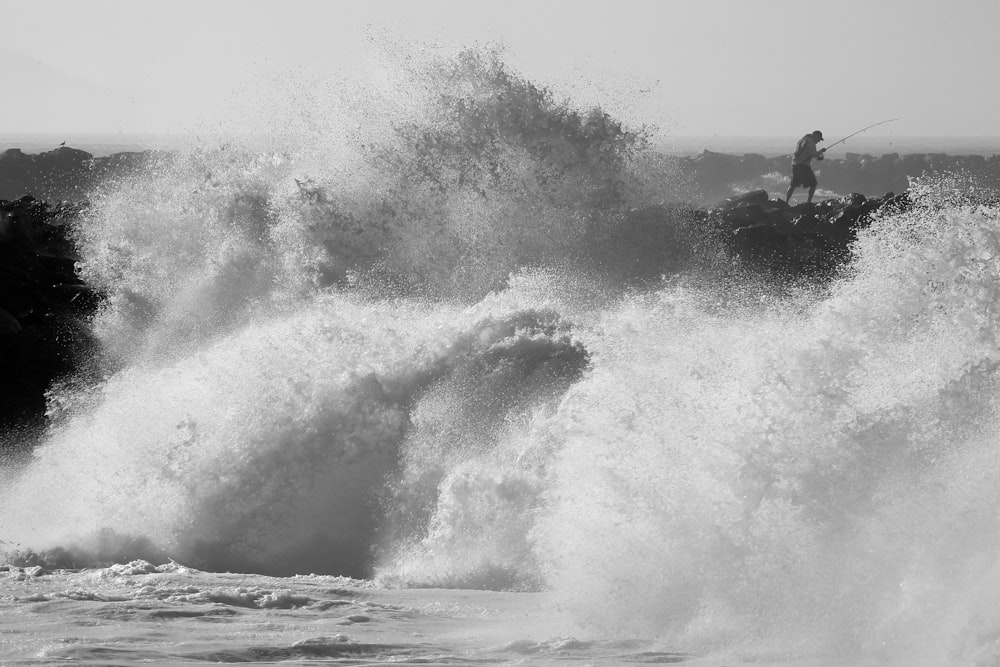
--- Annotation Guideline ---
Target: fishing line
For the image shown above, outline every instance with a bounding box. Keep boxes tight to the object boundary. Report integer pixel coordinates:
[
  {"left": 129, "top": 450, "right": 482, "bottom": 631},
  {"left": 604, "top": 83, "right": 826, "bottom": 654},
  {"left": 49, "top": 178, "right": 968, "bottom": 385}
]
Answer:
[{"left": 824, "top": 118, "right": 900, "bottom": 150}]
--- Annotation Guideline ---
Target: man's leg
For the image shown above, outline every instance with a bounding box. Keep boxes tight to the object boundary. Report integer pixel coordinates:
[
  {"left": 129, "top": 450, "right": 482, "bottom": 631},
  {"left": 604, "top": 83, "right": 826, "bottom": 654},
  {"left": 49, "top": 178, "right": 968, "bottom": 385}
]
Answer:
[
  {"left": 807, "top": 184, "right": 816, "bottom": 203},
  {"left": 786, "top": 184, "right": 795, "bottom": 203}
]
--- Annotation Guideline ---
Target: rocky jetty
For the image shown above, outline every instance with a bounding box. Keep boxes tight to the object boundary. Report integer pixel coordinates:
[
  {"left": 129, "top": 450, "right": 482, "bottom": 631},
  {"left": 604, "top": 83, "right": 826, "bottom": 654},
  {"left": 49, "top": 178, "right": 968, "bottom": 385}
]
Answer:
[
  {"left": 7, "top": 144, "right": 998, "bottom": 206},
  {"left": 607, "top": 190, "right": 909, "bottom": 285},
  {"left": 0, "top": 143, "right": 977, "bottom": 443},
  {"left": 706, "top": 189, "right": 908, "bottom": 277},
  {"left": 0, "top": 146, "right": 157, "bottom": 202}
]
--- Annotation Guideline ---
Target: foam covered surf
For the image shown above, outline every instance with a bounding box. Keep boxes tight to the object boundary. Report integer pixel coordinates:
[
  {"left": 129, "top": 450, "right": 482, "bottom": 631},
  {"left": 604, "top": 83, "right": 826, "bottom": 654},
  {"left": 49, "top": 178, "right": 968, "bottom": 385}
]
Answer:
[{"left": 533, "top": 184, "right": 1000, "bottom": 661}]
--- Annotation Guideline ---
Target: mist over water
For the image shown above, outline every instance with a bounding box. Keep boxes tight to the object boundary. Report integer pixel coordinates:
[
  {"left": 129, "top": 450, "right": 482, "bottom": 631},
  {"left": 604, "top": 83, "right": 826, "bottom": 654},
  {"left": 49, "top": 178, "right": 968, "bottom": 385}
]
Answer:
[{"left": 3, "top": 43, "right": 1000, "bottom": 664}]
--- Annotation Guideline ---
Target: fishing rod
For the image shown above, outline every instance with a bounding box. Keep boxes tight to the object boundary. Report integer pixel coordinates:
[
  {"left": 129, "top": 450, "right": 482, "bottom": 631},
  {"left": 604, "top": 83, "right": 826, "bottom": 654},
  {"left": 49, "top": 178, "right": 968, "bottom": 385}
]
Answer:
[{"left": 824, "top": 118, "right": 899, "bottom": 151}]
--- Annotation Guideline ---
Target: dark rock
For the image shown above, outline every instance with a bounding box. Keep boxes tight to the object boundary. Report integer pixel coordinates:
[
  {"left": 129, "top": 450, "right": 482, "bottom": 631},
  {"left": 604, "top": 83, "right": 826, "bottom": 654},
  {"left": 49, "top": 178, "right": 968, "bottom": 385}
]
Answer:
[
  {"left": 0, "top": 146, "right": 158, "bottom": 201},
  {"left": 721, "top": 189, "right": 770, "bottom": 209},
  {"left": 709, "top": 192, "right": 903, "bottom": 277},
  {"left": 0, "top": 197, "right": 102, "bottom": 439}
]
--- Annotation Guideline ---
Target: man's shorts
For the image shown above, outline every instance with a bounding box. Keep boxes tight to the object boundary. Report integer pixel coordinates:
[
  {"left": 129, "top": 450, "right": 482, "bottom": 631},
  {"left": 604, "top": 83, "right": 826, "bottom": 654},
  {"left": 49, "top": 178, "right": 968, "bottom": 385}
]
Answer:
[{"left": 790, "top": 164, "right": 817, "bottom": 189}]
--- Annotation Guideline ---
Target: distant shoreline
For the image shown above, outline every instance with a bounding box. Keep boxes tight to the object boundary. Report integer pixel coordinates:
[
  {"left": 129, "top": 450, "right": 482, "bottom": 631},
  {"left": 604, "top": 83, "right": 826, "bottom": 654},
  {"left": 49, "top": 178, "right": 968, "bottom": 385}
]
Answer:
[
  {"left": 3, "top": 140, "right": 999, "bottom": 205},
  {"left": 4, "top": 133, "right": 1000, "bottom": 160},
  {"left": 659, "top": 136, "right": 1000, "bottom": 158}
]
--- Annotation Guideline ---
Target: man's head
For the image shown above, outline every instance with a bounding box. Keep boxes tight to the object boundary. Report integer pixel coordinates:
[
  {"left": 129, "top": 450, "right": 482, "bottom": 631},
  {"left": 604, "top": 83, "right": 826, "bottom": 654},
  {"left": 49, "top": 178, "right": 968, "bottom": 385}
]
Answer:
[{"left": 811, "top": 130, "right": 824, "bottom": 142}]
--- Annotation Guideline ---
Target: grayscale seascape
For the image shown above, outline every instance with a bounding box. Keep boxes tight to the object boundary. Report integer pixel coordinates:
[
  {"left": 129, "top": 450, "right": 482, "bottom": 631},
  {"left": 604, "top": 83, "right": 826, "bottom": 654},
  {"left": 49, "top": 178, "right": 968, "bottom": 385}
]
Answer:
[{"left": 2, "top": 2, "right": 1000, "bottom": 665}]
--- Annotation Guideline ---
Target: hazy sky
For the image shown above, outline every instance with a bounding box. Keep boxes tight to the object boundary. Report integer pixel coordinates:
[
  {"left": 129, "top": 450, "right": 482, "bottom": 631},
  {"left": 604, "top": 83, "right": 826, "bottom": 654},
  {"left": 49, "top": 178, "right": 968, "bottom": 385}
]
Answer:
[{"left": 1, "top": 0, "right": 997, "bottom": 139}]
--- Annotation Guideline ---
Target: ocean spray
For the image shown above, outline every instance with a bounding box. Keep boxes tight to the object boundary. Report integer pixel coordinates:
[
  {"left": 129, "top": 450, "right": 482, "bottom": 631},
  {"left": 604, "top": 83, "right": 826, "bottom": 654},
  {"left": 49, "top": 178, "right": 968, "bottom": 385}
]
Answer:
[
  {"left": 533, "top": 189, "right": 1000, "bottom": 662},
  {"left": 1, "top": 42, "right": 1000, "bottom": 664}
]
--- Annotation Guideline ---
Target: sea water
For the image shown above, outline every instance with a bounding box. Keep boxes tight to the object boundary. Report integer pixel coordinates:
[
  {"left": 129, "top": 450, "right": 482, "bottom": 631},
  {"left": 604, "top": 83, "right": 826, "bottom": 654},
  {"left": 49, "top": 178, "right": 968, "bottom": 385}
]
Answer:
[{"left": 2, "top": 44, "right": 1000, "bottom": 666}]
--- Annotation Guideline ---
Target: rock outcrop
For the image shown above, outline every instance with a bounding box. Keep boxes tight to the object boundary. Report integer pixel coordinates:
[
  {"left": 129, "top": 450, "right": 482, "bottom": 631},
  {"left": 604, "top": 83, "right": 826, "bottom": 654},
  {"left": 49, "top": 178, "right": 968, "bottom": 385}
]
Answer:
[
  {"left": 682, "top": 149, "right": 1000, "bottom": 202},
  {"left": 706, "top": 189, "right": 909, "bottom": 277},
  {"left": 0, "top": 196, "right": 101, "bottom": 440},
  {"left": 0, "top": 147, "right": 157, "bottom": 201}
]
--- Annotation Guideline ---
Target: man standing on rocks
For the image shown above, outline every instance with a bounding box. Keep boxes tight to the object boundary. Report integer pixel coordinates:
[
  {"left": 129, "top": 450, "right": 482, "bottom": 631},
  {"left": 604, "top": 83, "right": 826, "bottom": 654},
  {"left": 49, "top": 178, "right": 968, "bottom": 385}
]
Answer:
[{"left": 786, "top": 130, "right": 826, "bottom": 204}]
